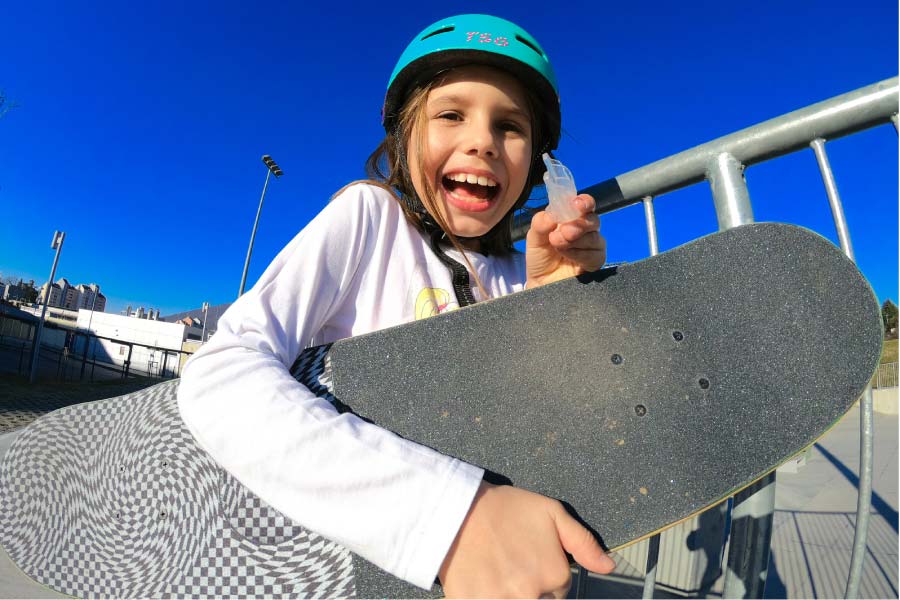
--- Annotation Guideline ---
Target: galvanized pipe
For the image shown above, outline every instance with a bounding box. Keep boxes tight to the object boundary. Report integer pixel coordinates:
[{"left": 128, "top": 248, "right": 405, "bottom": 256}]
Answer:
[
  {"left": 642, "top": 534, "right": 661, "bottom": 599},
  {"left": 642, "top": 196, "right": 659, "bottom": 256},
  {"left": 706, "top": 153, "right": 775, "bottom": 599},
  {"left": 810, "top": 139, "right": 855, "bottom": 259},
  {"left": 582, "top": 77, "right": 898, "bottom": 216},
  {"left": 637, "top": 196, "right": 662, "bottom": 599},
  {"left": 845, "top": 387, "right": 875, "bottom": 599},
  {"left": 707, "top": 153, "right": 754, "bottom": 230},
  {"left": 812, "top": 132, "right": 880, "bottom": 599},
  {"left": 809, "top": 135, "right": 875, "bottom": 599},
  {"left": 512, "top": 77, "right": 898, "bottom": 241}
]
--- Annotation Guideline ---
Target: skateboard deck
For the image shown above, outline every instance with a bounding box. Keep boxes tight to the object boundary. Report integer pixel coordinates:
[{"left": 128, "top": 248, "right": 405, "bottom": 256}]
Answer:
[{"left": 0, "top": 222, "right": 883, "bottom": 598}]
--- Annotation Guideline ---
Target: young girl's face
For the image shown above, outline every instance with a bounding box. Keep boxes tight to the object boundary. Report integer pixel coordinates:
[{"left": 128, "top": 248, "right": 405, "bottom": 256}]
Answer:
[{"left": 407, "top": 65, "right": 533, "bottom": 241}]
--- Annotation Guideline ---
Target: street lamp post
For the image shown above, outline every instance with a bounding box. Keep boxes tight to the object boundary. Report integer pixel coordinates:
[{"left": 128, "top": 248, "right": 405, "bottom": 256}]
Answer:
[
  {"left": 238, "top": 154, "right": 283, "bottom": 298},
  {"left": 30, "top": 230, "right": 65, "bottom": 383},
  {"left": 79, "top": 287, "right": 99, "bottom": 380},
  {"left": 201, "top": 301, "right": 209, "bottom": 343}
]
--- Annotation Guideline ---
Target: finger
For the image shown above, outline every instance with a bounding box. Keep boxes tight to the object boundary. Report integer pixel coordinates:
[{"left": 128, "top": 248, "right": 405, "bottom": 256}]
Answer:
[
  {"left": 554, "top": 248, "right": 606, "bottom": 272},
  {"left": 555, "top": 216, "right": 599, "bottom": 243},
  {"left": 574, "top": 193, "right": 596, "bottom": 215},
  {"left": 553, "top": 509, "right": 615, "bottom": 575},
  {"left": 528, "top": 209, "right": 559, "bottom": 240},
  {"left": 549, "top": 229, "right": 604, "bottom": 252}
]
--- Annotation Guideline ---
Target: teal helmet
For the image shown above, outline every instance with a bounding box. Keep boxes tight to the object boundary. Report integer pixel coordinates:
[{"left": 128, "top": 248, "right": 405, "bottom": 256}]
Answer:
[{"left": 382, "top": 14, "right": 561, "bottom": 152}]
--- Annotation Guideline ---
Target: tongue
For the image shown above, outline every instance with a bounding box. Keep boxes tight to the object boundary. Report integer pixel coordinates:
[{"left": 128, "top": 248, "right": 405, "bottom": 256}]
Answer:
[{"left": 446, "top": 180, "right": 492, "bottom": 201}]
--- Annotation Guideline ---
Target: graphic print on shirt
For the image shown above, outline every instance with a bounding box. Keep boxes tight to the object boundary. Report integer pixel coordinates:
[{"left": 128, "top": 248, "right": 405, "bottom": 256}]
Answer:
[{"left": 415, "top": 288, "right": 458, "bottom": 319}]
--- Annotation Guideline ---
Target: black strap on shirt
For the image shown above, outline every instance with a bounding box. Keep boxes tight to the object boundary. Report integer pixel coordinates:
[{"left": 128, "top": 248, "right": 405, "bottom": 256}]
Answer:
[{"left": 429, "top": 228, "right": 477, "bottom": 307}]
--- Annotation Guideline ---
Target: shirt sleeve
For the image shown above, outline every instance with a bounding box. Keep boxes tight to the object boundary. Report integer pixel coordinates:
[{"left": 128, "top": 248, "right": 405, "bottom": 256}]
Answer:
[{"left": 176, "top": 184, "right": 484, "bottom": 589}]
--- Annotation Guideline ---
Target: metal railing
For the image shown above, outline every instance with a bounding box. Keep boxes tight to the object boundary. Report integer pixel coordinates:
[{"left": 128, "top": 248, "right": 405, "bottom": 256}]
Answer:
[
  {"left": 513, "top": 76, "right": 898, "bottom": 598},
  {"left": 873, "top": 362, "right": 898, "bottom": 389},
  {"left": 0, "top": 311, "right": 192, "bottom": 383}
]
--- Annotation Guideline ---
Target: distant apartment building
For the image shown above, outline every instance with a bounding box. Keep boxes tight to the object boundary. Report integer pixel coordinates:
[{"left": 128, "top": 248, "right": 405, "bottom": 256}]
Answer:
[
  {"left": 38, "top": 281, "right": 63, "bottom": 307},
  {"left": 75, "top": 283, "right": 106, "bottom": 312},
  {"left": 38, "top": 279, "right": 106, "bottom": 312}
]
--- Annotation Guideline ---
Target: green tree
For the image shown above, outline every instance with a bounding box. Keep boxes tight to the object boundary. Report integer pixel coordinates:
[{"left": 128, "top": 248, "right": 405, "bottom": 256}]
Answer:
[{"left": 882, "top": 299, "right": 898, "bottom": 339}]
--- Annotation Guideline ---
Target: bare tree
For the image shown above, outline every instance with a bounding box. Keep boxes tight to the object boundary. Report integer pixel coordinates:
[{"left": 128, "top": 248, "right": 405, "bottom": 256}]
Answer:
[{"left": 0, "top": 90, "right": 19, "bottom": 119}]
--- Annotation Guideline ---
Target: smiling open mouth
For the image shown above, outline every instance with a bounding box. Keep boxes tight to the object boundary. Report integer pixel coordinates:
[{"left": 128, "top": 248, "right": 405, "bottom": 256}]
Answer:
[{"left": 442, "top": 173, "right": 500, "bottom": 203}]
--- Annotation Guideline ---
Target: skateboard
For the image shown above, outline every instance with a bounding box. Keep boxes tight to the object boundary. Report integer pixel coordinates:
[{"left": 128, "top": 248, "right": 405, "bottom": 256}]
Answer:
[{"left": 0, "top": 223, "right": 883, "bottom": 598}]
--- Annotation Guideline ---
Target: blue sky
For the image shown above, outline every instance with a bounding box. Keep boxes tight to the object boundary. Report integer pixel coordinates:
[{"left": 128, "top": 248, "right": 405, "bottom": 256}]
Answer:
[{"left": 1, "top": 1, "right": 897, "bottom": 317}]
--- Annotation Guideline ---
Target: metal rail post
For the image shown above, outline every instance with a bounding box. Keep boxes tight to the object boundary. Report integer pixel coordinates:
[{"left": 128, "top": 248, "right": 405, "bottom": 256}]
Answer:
[
  {"left": 641, "top": 195, "right": 662, "bottom": 599},
  {"left": 810, "top": 136, "right": 878, "bottom": 600},
  {"left": 642, "top": 196, "right": 660, "bottom": 257},
  {"left": 124, "top": 344, "right": 133, "bottom": 379},
  {"left": 811, "top": 139, "right": 855, "bottom": 259},
  {"left": 642, "top": 534, "right": 662, "bottom": 599},
  {"left": 707, "top": 153, "right": 754, "bottom": 230},
  {"left": 705, "top": 152, "right": 775, "bottom": 600}
]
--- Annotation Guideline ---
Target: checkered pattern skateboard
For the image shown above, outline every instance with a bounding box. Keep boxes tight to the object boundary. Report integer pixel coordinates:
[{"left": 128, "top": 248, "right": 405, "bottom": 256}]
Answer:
[
  {"left": 0, "top": 381, "right": 355, "bottom": 598},
  {"left": 0, "top": 223, "right": 883, "bottom": 598}
]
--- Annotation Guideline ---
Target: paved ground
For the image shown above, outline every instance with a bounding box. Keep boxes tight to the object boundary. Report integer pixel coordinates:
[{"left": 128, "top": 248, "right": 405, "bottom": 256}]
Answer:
[
  {"left": 578, "top": 401, "right": 899, "bottom": 598},
  {"left": 0, "top": 381, "right": 896, "bottom": 598},
  {"left": 0, "top": 375, "right": 160, "bottom": 434}
]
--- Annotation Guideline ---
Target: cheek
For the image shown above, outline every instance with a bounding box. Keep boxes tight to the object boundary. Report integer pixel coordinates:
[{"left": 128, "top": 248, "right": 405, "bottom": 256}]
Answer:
[
  {"left": 508, "top": 141, "right": 533, "bottom": 187},
  {"left": 411, "top": 128, "right": 444, "bottom": 188}
]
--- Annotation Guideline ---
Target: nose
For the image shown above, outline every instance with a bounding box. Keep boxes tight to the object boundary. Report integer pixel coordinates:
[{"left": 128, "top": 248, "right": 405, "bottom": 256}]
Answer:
[{"left": 464, "top": 117, "right": 499, "bottom": 158}]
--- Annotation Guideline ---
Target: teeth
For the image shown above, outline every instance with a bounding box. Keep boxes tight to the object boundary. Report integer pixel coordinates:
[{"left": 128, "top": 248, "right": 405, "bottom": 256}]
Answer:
[{"left": 446, "top": 173, "right": 497, "bottom": 187}]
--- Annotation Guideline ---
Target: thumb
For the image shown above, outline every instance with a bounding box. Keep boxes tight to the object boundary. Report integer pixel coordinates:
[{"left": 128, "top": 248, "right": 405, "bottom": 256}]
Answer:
[
  {"left": 527, "top": 209, "right": 558, "bottom": 242},
  {"left": 553, "top": 509, "right": 616, "bottom": 574}
]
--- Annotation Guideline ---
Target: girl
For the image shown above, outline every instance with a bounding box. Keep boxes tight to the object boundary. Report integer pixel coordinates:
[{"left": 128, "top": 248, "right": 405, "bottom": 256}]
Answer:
[{"left": 178, "top": 13, "right": 613, "bottom": 598}]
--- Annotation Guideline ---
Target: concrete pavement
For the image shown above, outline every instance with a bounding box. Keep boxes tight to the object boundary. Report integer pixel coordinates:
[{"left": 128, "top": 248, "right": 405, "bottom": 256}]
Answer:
[{"left": 579, "top": 400, "right": 898, "bottom": 598}]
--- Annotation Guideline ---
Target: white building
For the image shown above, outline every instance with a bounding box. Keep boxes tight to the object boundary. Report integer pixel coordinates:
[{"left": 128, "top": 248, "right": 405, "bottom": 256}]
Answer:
[
  {"left": 19, "top": 304, "right": 80, "bottom": 324},
  {"left": 76, "top": 310, "right": 202, "bottom": 377}
]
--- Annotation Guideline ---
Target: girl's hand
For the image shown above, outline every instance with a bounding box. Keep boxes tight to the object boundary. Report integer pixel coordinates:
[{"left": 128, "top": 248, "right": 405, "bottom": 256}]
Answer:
[
  {"left": 525, "top": 194, "right": 606, "bottom": 288},
  {"left": 438, "top": 482, "right": 615, "bottom": 599}
]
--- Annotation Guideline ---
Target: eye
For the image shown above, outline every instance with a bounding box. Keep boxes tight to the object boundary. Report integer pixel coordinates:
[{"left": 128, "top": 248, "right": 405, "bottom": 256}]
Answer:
[
  {"left": 497, "top": 119, "right": 528, "bottom": 135},
  {"left": 436, "top": 111, "right": 463, "bottom": 121}
]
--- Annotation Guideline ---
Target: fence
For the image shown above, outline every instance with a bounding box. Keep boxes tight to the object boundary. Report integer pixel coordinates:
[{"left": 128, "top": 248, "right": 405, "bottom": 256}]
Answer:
[
  {"left": 873, "top": 362, "right": 898, "bottom": 389},
  {"left": 513, "top": 77, "right": 898, "bottom": 598},
  {"left": 0, "top": 310, "right": 191, "bottom": 382}
]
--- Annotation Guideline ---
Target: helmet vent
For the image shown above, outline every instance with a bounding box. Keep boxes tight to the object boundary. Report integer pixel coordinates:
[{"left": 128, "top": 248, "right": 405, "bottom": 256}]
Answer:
[
  {"left": 515, "top": 34, "right": 545, "bottom": 59},
  {"left": 421, "top": 26, "right": 455, "bottom": 41}
]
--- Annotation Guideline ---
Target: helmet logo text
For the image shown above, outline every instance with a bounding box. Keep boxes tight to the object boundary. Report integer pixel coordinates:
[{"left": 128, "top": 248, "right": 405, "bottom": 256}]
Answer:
[{"left": 465, "top": 32, "right": 510, "bottom": 46}]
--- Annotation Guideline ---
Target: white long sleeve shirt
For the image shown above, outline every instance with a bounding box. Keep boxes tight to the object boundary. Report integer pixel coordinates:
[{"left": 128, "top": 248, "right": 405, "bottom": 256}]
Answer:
[{"left": 177, "top": 183, "right": 526, "bottom": 589}]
